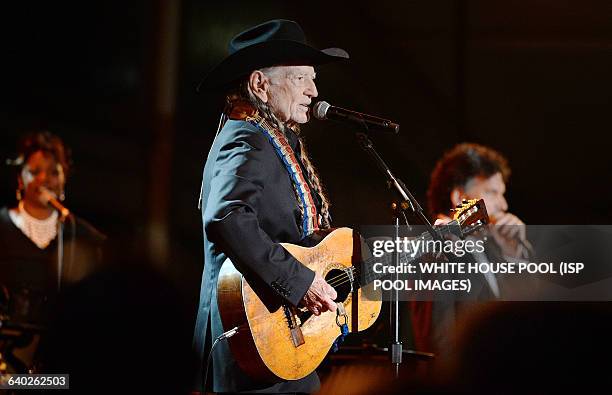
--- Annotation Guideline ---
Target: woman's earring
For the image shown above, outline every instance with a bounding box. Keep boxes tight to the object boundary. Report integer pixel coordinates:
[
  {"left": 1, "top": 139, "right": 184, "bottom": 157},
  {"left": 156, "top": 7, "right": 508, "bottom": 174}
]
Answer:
[
  {"left": 59, "top": 191, "right": 66, "bottom": 202},
  {"left": 16, "top": 188, "right": 22, "bottom": 201}
]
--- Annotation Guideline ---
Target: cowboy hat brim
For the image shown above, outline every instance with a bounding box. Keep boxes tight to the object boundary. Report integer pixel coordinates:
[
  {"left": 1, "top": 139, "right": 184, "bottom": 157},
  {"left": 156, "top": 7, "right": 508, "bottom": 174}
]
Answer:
[{"left": 197, "top": 40, "right": 348, "bottom": 92}]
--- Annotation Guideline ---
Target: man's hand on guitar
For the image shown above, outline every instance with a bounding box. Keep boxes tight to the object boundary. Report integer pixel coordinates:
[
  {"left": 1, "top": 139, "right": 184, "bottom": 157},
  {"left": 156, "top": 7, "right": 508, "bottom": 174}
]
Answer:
[{"left": 301, "top": 272, "right": 337, "bottom": 316}]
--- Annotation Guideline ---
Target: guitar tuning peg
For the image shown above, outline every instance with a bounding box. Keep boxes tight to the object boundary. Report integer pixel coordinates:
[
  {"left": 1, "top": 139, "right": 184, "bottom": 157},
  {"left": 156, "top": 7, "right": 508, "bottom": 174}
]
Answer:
[
  {"left": 462, "top": 199, "right": 468, "bottom": 204},
  {"left": 456, "top": 203, "right": 463, "bottom": 208}
]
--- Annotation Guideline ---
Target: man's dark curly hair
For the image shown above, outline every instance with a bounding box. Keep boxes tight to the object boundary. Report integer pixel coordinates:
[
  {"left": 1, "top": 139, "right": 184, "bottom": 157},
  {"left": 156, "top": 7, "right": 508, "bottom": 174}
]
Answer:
[{"left": 427, "top": 143, "right": 510, "bottom": 218}]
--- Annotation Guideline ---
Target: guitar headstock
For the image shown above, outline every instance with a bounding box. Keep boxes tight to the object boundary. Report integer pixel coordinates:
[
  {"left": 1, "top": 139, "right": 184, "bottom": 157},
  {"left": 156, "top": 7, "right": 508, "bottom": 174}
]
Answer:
[{"left": 451, "top": 198, "right": 489, "bottom": 236}]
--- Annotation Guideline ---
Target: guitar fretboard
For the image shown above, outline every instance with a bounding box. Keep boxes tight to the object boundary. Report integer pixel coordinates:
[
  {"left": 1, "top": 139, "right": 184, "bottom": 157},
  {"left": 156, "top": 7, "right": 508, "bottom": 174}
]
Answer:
[{"left": 356, "top": 222, "right": 463, "bottom": 288}]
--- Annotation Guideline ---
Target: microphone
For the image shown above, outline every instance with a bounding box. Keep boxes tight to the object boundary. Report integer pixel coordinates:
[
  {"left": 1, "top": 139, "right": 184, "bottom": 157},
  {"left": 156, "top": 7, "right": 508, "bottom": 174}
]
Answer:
[
  {"left": 313, "top": 101, "right": 400, "bottom": 133},
  {"left": 39, "top": 187, "right": 71, "bottom": 218}
]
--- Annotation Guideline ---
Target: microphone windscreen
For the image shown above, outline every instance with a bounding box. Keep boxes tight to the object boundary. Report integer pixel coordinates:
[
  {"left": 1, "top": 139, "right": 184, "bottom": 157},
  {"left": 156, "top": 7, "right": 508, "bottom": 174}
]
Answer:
[{"left": 313, "top": 101, "right": 331, "bottom": 120}]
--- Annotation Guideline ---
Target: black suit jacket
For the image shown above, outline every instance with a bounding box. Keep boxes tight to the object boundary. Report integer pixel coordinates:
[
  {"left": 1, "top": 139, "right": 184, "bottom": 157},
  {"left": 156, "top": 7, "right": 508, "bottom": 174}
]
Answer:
[{"left": 192, "top": 119, "right": 320, "bottom": 393}]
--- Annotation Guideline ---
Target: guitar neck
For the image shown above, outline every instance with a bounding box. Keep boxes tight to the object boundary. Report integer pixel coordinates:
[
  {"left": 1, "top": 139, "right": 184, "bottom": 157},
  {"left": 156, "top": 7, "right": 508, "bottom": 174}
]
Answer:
[{"left": 357, "top": 222, "right": 462, "bottom": 288}]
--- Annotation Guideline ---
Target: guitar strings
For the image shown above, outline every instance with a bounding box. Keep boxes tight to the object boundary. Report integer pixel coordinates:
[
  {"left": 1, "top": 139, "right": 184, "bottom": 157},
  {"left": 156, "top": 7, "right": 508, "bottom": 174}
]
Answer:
[
  {"left": 325, "top": 266, "right": 379, "bottom": 288},
  {"left": 326, "top": 266, "right": 358, "bottom": 285},
  {"left": 327, "top": 269, "right": 378, "bottom": 289},
  {"left": 324, "top": 254, "right": 402, "bottom": 288},
  {"left": 324, "top": 259, "right": 390, "bottom": 287},
  {"left": 325, "top": 267, "right": 356, "bottom": 287},
  {"left": 234, "top": 266, "right": 382, "bottom": 329},
  {"left": 314, "top": 212, "right": 482, "bottom": 289}
]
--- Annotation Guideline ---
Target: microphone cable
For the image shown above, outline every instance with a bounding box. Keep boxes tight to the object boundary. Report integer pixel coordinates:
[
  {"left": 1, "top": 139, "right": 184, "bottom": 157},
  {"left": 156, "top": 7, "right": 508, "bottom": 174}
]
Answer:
[{"left": 201, "top": 326, "right": 240, "bottom": 393}]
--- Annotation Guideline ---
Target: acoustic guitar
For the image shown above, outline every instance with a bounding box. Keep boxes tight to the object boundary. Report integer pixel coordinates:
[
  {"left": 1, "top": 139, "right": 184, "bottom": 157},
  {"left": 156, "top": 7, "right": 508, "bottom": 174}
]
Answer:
[{"left": 217, "top": 199, "right": 488, "bottom": 381}]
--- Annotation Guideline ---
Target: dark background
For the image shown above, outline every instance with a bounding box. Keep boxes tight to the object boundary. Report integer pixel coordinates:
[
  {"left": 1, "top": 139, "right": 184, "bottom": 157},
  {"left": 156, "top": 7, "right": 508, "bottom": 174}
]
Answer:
[{"left": 2, "top": 0, "right": 611, "bottom": 323}]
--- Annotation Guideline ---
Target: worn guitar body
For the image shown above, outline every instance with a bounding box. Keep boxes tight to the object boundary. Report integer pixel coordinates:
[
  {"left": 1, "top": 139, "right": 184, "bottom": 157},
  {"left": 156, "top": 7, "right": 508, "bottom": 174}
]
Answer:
[
  {"left": 217, "top": 227, "right": 381, "bottom": 382},
  {"left": 217, "top": 199, "right": 488, "bottom": 382}
]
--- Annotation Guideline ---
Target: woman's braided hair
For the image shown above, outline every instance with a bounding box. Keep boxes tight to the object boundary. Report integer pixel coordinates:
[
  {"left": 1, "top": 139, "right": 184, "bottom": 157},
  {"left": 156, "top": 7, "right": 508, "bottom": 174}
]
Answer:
[{"left": 226, "top": 72, "right": 331, "bottom": 230}]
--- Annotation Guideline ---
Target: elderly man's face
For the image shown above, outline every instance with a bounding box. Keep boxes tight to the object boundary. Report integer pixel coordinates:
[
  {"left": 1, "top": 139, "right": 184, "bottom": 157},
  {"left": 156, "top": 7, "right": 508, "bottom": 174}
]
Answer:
[{"left": 265, "top": 65, "right": 318, "bottom": 124}]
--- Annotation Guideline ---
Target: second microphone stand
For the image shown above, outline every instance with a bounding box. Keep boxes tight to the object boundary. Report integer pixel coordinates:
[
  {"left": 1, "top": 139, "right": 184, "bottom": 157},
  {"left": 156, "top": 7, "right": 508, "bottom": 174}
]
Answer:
[{"left": 355, "top": 131, "right": 439, "bottom": 377}]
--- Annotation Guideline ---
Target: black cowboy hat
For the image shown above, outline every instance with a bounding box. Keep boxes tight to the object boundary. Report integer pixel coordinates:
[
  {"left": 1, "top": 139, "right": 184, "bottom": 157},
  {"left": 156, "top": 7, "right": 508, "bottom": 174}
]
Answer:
[{"left": 197, "top": 19, "right": 348, "bottom": 92}]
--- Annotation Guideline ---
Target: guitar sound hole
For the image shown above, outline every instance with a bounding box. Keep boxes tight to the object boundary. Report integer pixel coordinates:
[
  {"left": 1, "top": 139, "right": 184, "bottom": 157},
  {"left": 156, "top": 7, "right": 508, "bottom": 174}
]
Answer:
[{"left": 325, "top": 269, "right": 352, "bottom": 303}]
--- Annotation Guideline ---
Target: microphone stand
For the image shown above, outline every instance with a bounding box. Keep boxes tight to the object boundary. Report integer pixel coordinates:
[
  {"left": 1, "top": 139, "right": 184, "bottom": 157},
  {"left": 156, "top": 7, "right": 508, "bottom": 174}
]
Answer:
[
  {"left": 355, "top": 132, "right": 439, "bottom": 240},
  {"left": 56, "top": 215, "right": 66, "bottom": 291},
  {"left": 354, "top": 131, "right": 439, "bottom": 378},
  {"left": 56, "top": 211, "right": 74, "bottom": 291}
]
